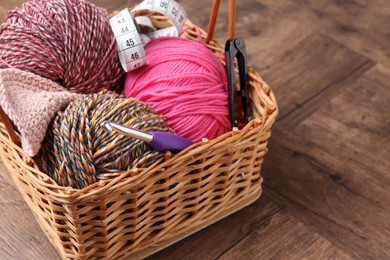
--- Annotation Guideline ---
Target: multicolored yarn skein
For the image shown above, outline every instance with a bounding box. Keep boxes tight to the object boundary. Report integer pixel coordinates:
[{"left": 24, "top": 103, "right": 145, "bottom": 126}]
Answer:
[
  {"left": 35, "top": 91, "right": 173, "bottom": 189},
  {"left": 0, "top": 0, "right": 124, "bottom": 93},
  {"left": 124, "top": 37, "right": 231, "bottom": 143}
]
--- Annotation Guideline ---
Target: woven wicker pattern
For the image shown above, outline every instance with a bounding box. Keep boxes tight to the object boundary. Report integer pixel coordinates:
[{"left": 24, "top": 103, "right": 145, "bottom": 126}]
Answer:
[{"left": 0, "top": 13, "right": 278, "bottom": 260}]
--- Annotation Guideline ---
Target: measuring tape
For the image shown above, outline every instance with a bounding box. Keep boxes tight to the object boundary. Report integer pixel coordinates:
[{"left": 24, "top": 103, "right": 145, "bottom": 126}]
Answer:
[{"left": 110, "top": 0, "right": 187, "bottom": 72}]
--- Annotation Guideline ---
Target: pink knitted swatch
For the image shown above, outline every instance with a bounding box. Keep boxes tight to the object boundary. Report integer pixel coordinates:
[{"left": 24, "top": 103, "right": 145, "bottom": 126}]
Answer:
[{"left": 0, "top": 68, "right": 80, "bottom": 156}]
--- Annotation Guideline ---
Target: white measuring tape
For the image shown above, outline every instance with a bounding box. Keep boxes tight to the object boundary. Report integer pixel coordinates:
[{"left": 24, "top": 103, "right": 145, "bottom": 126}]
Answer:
[{"left": 110, "top": 0, "right": 187, "bottom": 72}]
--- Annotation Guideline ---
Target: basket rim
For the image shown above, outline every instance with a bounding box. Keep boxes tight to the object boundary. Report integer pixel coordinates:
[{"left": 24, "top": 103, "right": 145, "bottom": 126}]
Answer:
[{"left": 0, "top": 116, "right": 273, "bottom": 199}]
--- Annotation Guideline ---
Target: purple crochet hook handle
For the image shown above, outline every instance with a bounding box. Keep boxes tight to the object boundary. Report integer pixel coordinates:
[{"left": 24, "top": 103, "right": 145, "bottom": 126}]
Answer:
[
  {"left": 101, "top": 122, "right": 194, "bottom": 152},
  {"left": 149, "top": 131, "right": 194, "bottom": 152}
]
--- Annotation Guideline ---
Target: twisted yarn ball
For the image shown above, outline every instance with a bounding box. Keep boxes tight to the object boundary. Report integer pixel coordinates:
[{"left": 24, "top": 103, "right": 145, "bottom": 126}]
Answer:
[
  {"left": 35, "top": 91, "right": 173, "bottom": 189},
  {"left": 124, "top": 37, "right": 231, "bottom": 142},
  {"left": 0, "top": 0, "right": 124, "bottom": 93}
]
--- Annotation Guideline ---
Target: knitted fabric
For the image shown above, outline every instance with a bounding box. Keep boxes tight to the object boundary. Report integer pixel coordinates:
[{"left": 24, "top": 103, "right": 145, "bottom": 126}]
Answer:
[{"left": 0, "top": 68, "right": 80, "bottom": 156}]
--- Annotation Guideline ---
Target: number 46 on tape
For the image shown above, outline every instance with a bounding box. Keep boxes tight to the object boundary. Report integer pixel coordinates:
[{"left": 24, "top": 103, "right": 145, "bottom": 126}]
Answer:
[{"left": 109, "top": 0, "right": 187, "bottom": 72}]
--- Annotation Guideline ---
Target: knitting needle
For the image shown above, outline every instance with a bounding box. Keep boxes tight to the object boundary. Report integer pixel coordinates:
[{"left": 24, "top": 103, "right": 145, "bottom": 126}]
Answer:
[
  {"left": 229, "top": 0, "right": 236, "bottom": 39},
  {"left": 206, "top": 0, "right": 221, "bottom": 44},
  {"left": 101, "top": 121, "right": 194, "bottom": 152}
]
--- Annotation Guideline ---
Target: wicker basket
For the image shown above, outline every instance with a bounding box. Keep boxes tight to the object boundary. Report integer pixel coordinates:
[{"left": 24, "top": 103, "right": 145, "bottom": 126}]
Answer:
[{"left": 0, "top": 5, "right": 278, "bottom": 260}]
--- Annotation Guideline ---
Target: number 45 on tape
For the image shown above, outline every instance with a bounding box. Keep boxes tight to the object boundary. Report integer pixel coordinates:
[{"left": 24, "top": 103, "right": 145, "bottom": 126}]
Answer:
[{"left": 109, "top": 0, "right": 187, "bottom": 72}]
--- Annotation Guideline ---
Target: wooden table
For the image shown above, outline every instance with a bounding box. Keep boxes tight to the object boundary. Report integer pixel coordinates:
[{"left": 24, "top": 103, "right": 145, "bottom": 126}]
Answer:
[{"left": 1, "top": 0, "right": 389, "bottom": 259}]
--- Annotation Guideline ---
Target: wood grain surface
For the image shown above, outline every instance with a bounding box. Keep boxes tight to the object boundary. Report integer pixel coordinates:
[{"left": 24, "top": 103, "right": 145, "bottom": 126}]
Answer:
[{"left": 1, "top": 0, "right": 389, "bottom": 259}]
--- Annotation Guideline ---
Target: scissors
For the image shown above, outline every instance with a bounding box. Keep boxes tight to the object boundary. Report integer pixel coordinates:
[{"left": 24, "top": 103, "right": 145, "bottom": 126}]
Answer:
[
  {"left": 101, "top": 121, "right": 194, "bottom": 152},
  {"left": 225, "top": 38, "right": 252, "bottom": 128}
]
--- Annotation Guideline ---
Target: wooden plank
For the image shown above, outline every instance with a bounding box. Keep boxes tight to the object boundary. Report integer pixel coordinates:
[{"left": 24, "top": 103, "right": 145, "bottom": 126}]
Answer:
[
  {"left": 261, "top": 31, "right": 372, "bottom": 123},
  {"left": 0, "top": 162, "right": 59, "bottom": 260},
  {"left": 178, "top": 0, "right": 300, "bottom": 41},
  {"left": 243, "top": 11, "right": 313, "bottom": 72},
  {"left": 263, "top": 143, "right": 390, "bottom": 259},
  {"left": 218, "top": 209, "right": 352, "bottom": 259},
  {"left": 147, "top": 195, "right": 281, "bottom": 260},
  {"left": 340, "top": 63, "right": 390, "bottom": 139},
  {"left": 296, "top": 0, "right": 390, "bottom": 67},
  {"left": 274, "top": 59, "right": 374, "bottom": 130},
  {"left": 263, "top": 65, "right": 390, "bottom": 259},
  {"left": 90, "top": 0, "right": 134, "bottom": 14}
]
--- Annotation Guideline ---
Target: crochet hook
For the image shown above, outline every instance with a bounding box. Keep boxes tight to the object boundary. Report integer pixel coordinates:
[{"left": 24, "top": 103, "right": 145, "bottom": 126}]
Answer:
[{"left": 101, "top": 121, "right": 194, "bottom": 152}]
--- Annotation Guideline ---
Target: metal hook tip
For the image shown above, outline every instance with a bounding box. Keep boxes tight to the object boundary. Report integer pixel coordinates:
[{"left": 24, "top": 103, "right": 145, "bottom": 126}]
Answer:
[{"left": 101, "top": 121, "right": 113, "bottom": 132}]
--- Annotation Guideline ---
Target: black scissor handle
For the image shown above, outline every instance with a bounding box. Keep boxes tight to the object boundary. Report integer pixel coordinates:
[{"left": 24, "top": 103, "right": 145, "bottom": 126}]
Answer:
[{"left": 225, "top": 38, "right": 251, "bottom": 128}]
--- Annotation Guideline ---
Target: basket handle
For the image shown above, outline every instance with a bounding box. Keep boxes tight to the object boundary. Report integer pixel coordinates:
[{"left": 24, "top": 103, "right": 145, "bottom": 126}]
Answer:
[
  {"left": 0, "top": 106, "right": 21, "bottom": 146},
  {"left": 205, "top": 0, "right": 236, "bottom": 44}
]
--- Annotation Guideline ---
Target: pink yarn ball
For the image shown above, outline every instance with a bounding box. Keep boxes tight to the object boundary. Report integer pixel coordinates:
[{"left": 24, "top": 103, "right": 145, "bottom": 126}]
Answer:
[
  {"left": 0, "top": 0, "right": 124, "bottom": 93},
  {"left": 124, "top": 37, "right": 231, "bottom": 142}
]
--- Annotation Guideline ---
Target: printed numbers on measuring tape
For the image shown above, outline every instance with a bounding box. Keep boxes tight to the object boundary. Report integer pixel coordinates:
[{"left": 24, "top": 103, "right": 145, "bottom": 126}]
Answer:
[
  {"left": 110, "top": 8, "right": 146, "bottom": 72},
  {"left": 110, "top": 0, "right": 187, "bottom": 72},
  {"left": 133, "top": 0, "right": 187, "bottom": 33}
]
